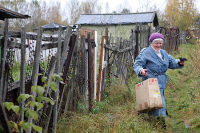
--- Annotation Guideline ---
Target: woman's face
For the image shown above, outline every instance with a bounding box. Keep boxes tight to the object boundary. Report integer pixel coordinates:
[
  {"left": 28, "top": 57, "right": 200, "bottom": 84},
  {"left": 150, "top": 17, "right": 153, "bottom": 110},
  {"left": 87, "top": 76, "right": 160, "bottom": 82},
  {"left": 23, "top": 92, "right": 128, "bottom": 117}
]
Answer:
[{"left": 151, "top": 40, "right": 163, "bottom": 51}]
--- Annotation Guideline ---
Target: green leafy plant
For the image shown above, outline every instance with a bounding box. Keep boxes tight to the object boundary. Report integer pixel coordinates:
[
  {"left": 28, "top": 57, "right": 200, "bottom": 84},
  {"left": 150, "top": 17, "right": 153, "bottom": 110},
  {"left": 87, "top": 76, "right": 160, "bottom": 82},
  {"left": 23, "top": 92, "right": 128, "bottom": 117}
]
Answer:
[{"left": 3, "top": 73, "right": 63, "bottom": 133}]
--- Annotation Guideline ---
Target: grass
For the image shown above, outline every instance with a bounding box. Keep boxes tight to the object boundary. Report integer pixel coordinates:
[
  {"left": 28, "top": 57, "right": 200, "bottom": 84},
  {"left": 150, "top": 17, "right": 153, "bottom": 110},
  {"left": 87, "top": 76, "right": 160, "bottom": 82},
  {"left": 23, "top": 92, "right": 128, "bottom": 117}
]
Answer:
[
  {"left": 57, "top": 76, "right": 167, "bottom": 133},
  {"left": 165, "top": 42, "right": 200, "bottom": 132},
  {"left": 12, "top": 60, "right": 49, "bottom": 81},
  {"left": 57, "top": 42, "right": 200, "bottom": 133}
]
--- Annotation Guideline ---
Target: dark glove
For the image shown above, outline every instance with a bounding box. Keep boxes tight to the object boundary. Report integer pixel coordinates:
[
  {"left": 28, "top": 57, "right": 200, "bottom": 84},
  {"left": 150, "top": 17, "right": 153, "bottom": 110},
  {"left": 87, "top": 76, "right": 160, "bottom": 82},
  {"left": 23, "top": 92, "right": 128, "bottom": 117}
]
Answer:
[
  {"left": 178, "top": 57, "right": 187, "bottom": 66},
  {"left": 179, "top": 57, "right": 187, "bottom": 61}
]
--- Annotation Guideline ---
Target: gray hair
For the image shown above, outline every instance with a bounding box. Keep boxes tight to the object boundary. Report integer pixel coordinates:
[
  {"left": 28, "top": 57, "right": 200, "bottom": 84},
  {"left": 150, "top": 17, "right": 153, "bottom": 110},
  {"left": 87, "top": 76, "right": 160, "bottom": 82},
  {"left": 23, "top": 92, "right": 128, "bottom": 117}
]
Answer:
[{"left": 151, "top": 38, "right": 163, "bottom": 44}]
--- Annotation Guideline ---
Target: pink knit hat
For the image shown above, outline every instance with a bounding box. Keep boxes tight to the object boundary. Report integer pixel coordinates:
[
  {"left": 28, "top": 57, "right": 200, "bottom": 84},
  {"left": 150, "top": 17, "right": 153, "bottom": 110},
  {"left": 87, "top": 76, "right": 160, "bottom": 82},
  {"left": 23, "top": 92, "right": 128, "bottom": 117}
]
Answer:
[{"left": 149, "top": 33, "right": 164, "bottom": 42}]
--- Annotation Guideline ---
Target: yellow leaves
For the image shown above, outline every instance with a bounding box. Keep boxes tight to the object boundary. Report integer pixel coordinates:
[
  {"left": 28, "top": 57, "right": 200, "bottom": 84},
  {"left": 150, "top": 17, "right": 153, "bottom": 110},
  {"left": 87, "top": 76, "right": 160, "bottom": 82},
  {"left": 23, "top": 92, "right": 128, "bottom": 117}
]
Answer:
[{"left": 164, "top": 0, "right": 198, "bottom": 30}]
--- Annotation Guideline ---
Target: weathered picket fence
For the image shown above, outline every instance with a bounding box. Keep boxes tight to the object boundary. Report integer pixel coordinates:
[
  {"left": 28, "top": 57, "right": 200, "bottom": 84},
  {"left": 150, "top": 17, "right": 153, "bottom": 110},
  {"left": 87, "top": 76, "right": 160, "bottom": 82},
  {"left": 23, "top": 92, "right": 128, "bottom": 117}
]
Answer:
[{"left": 0, "top": 23, "right": 187, "bottom": 132}]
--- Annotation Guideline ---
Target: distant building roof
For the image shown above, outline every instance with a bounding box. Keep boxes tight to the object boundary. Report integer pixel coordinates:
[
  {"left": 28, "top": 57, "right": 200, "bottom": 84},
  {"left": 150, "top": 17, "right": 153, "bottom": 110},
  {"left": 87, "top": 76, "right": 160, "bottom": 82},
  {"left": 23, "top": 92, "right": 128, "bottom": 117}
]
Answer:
[
  {"left": 75, "top": 12, "right": 158, "bottom": 26},
  {"left": 0, "top": 6, "right": 30, "bottom": 20},
  {"left": 34, "top": 22, "right": 67, "bottom": 30}
]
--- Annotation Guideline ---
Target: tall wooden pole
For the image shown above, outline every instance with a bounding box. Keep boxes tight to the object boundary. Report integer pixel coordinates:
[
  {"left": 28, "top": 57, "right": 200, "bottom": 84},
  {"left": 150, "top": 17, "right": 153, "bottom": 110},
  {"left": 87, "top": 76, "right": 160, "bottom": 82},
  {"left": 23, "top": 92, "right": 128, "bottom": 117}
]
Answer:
[
  {"left": 27, "top": 27, "right": 43, "bottom": 133},
  {"left": 0, "top": 19, "right": 8, "bottom": 101},
  {"left": 20, "top": 27, "right": 26, "bottom": 133},
  {"left": 52, "top": 26, "right": 62, "bottom": 133},
  {"left": 87, "top": 33, "right": 93, "bottom": 111},
  {"left": 97, "top": 36, "right": 105, "bottom": 101}
]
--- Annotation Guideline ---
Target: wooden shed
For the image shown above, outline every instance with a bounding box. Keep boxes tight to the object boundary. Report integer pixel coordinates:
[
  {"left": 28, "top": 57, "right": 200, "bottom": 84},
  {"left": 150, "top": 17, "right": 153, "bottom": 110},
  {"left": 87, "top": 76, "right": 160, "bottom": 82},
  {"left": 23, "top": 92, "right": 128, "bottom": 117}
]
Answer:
[{"left": 75, "top": 11, "right": 158, "bottom": 42}]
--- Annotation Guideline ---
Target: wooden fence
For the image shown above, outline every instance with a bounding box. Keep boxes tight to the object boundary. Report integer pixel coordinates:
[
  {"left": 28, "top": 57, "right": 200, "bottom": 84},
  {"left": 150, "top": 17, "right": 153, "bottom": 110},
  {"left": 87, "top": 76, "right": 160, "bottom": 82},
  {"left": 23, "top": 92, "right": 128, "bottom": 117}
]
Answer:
[{"left": 0, "top": 23, "right": 187, "bottom": 132}]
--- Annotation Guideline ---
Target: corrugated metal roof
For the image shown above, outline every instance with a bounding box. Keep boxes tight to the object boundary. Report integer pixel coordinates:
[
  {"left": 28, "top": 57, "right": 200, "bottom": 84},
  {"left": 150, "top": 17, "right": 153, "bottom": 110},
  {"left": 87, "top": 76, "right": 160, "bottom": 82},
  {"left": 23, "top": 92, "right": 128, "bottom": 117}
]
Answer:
[
  {"left": 0, "top": 6, "right": 30, "bottom": 20},
  {"left": 75, "top": 12, "right": 158, "bottom": 25}
]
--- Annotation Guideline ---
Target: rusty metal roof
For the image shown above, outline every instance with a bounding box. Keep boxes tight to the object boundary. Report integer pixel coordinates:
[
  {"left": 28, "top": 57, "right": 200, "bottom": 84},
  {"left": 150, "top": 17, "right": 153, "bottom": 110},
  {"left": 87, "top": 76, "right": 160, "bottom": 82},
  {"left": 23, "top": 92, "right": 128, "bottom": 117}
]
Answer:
[
  {"left": 76, "top": 12, "right": 158, "bottom": 26},
  {"left": 0, "top": 6, "right": 30, "bottom": 20}
]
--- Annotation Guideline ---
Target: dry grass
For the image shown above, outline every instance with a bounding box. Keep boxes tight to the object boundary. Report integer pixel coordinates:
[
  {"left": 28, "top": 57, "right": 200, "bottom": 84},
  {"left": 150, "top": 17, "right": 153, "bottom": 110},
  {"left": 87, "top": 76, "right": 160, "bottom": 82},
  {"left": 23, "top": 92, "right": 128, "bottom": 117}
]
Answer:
[{"left": 57, "top": 43, "right": 200, "bottom": 133}]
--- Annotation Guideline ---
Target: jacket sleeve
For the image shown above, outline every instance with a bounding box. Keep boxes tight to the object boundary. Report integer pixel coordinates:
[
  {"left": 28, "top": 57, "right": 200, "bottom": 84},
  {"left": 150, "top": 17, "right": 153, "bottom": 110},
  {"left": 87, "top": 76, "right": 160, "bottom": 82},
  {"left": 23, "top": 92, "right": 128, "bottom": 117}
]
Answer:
[
  {"left": 133, "top": 51, "right": 146, "bottom": 77},
  {"left": 168, "top": 54, "right": 184, "bottom": 69}
]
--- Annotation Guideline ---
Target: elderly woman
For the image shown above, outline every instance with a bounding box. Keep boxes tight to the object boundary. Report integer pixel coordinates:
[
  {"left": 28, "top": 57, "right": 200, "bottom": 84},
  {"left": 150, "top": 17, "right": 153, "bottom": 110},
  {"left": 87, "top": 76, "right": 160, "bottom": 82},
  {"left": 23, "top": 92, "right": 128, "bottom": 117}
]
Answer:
[{"left": 133, "top": 33, "right": 185, "bottom": 129}]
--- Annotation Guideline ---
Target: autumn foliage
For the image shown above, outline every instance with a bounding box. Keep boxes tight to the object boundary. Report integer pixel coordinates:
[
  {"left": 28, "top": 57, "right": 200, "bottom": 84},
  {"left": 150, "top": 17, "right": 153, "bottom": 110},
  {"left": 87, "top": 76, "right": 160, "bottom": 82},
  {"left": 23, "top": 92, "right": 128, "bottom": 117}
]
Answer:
[{"left": 164, "top": 0, "right": 199, "bottom": 31}]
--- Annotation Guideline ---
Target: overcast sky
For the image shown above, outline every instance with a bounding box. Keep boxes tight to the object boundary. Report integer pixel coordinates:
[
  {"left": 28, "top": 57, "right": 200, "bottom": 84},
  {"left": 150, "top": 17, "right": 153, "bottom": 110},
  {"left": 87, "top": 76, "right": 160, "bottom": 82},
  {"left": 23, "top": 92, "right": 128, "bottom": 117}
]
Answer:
[
  {"left": 42, "top": 0, "right": 200, "bottom": 13},
  {"left": 41, "top": 0, "right": 200, "bottom": 20}
]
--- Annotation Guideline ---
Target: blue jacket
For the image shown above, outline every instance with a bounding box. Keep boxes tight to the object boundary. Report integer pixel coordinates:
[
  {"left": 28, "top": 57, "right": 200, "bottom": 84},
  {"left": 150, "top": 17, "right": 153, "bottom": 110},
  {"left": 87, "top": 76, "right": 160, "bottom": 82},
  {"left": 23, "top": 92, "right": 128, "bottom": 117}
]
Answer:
[{"left": 134, "top": 46, "right": 183, "bottom": 117}]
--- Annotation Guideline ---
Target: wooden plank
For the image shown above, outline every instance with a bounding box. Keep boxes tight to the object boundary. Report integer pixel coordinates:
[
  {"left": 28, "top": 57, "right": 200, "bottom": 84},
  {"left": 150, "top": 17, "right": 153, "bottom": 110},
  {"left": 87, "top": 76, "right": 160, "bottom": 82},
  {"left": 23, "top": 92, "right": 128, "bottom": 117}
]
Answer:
[
  {"left": 116, "top": 37, "right": 123, "bottom": 77},
  {"left": 53, "top": 26, "right": 63, "bottom": 133},
  {"left": 134, "top": 25, "right": 140, "bottom": 59},
  {"left": 111, "top": 37, "right": 119, "bottom": 83},
  {"left": 93, "top": 31, "right": 97, "bottom": 100},
  {"left": 80, "top": 37, "right": 88, "bottom": 106},
  {"left": 101, "top": 27, "right": 108, "bottom": 98},
  {"left": 60, "top": 26, "right": 72, "bottom": 68},
  {"left": 0, "top": 29, "right": 64, "bottom": 41},
  {"left": 64, "top": 33, "right": 80, "bottom": 113},
  {"left": 62, "top": 34, "right": 77, "bottom": 83},
  {"left": 62, "top": 34, "right": 77, "bottom": 113},
  {"left": 7, "top": 41, "right": 59, "bottom": 50},
  {"left": 41, "top": 42, "right": 58, "bottom": 50},
  {"left": 80, "top": 28, "right": 96, "bottom": 100},
  {"left": 73, "top": 30, "right": 80, "bottom": 111},
  {"left": 43, "top": 56, "right": 56, "bottom": 133},
  {"left": 0, "top": 19, "right": 8, "bottom": 101},
  {"left": 58, "top": 26, "right": 72, "bottom": 115},
  {"left": 130, "top": 27, "right": 136, "bottom": 61},
  {"left": 31, "top": 27, "right": 43, "bottom": 84},
  {"left": 20, "top": 27, "right": 26, "bottom": 133},
  {"left": 28, "top": 27, "right": 43, "bottom": 133},
  {"left": 87, "top": 33, "right": 92, "bottom": 111},
  {"left": 122, "top": 40, "right": 128, "bottom": 82},
  {"left": 97, "top": 36, "right": 105, "bottom": 101}
]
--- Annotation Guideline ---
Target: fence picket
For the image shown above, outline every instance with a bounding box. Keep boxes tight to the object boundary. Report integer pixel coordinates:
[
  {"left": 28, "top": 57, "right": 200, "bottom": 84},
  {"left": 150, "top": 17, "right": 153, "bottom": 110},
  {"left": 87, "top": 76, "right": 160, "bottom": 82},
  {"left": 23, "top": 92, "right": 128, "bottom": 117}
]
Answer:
[
  {"left": 0, "top": 19, "right": 8, "bottom": 101},
  {"left": 20, "top": 27, "right": 26, "bottom": 133}
]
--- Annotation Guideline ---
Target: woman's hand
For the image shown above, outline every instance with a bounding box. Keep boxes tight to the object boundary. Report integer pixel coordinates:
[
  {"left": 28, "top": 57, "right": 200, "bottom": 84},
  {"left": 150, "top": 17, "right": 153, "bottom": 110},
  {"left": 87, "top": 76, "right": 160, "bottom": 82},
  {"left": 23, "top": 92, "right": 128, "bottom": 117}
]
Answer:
[{"left": 141, "top": 69, "right": 148, "bottom": 76}]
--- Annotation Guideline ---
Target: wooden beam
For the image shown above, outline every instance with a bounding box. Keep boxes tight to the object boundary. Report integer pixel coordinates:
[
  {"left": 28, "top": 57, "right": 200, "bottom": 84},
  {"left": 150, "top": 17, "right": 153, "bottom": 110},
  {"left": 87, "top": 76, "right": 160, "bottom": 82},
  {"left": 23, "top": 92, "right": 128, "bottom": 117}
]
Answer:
[
  {"left": 0, "top": 19, "right": 8, "bottom": 101},
  {"left": 20, "top": 27, "right": 26, "bottom": 133},
  {"left": 97, "top": 36, "right": 105, "bottom": 101}
]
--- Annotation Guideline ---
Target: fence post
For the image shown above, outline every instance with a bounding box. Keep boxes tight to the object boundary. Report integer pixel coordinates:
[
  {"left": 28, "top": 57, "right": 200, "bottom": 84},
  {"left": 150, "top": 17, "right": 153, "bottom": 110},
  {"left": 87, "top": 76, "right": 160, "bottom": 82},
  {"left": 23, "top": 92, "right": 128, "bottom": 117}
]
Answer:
[
  {"left": 87, "top": 33, "right": 93, "bottom": 111},
  {"left": 58, "top": 26, "right": 72, "bottom": 114},
  {"left": 27, "top": 27, "right": 43, "bottom": 133},
  {"left": 92, "top": 31, "right": 98, "bottom": 99},
  {"left": 130, "top": 28, "right": 136, "bottom": 62},
  {"left": 60, "top": 26, "right": 72, "bottom": 68},
  {"left": 111, "top": 37, "right": 119, "bottom": 83},
  {"left": 80, "top": 36, "right": 88, "bottom": 106},
  {"left": 63, "top": 34, "right": 77, "bottom": 113},
  {"left": 0, "top": 19, "right": 8, "bottom": 101},
  {"left": 20, "top": 27, "right": 26, "bottom": 133},
  {"left": 52, "top": 26, "right": 63, "bottom": 133},
  {"left": 43, "top": 56, "right": 56, "bottom": 133},
  {"left": 134, "top": 25, "right": 139, "bottom": 60},
  {"left": 97, "top": 36, "right": 105, "bottom": 101},
  {"left": 101, "top": 27, "right": 109, "bottom": 99}
]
